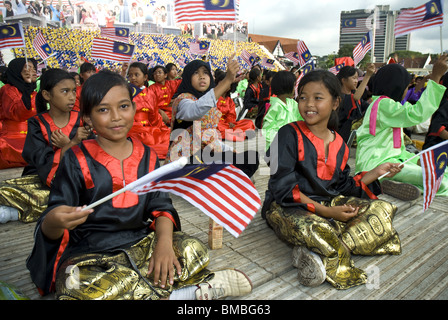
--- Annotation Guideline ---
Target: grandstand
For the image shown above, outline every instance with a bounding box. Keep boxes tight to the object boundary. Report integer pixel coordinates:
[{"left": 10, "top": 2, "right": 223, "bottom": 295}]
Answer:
[{"left": 2, "top": 26, "right": 283, "bottom": 73}]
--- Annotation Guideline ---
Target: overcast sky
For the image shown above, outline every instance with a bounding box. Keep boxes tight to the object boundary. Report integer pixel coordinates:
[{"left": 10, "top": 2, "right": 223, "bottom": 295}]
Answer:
[{"left": 239, "top": 0, "right": 448, "bottom": 56}]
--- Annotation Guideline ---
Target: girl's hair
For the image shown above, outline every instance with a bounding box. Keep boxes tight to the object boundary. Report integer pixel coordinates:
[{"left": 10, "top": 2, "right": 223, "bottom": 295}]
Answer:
[
  {"left": 35, "top": 68, "right": 75, "bottom": 113},
  {"left": 80, "top": 70, "right": 132, "bottom": 118},
  {"left": 336, "top": 66, "right": 357, "bottom": 83},
  {"left": 165, "top": 63, "right": 177, "bottom": 73},
  {"left": 128, "top": 61, "right": 149, "bottom": 87},
  {"left": 296, "top": 69, "right": 342, "bottom": 131},
  {"left": 270, "top": 70, "right": 296, "bottom": 96},
  {"left": 79, "top": 62, "right": 96, "bottom": 84},
  {"left": 248, "top": 68, "right": 261, "bottom": 84},
  {"left": 153, "top": 65, "right": 167, "bottom": 75}
]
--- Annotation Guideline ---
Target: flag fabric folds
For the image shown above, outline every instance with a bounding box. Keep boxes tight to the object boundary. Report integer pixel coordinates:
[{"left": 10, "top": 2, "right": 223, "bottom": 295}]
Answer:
[
  {"left": 174, "top": 0, "right": 238, "bottom": 23},
  {"left": 394, "top": 0, "right": 444, "bottom": 37},
  {"left": 353, "top": 31, "right": 372, "bottom": 66},
  {"left": 260, "top": 57, "right": 275, "bottom": 69},
  {"left": 0, "top": 23, "right": 25, "bottom": 50},
  {"left": 100, "top": 27, "right": 130, "bottom": 43},
  {"left": 420, "top": 140, "right": 448, "bottom": 212},
  {"left": 328, "top": 62, "right": 346, "bottom": 75},
  {"left": 285, "top": 52, "right": 300, "bottom": 66},
  {"left": 189, "top": 40, "right": 210, "bottom": 55},
  {"left": 131, "top": 163, "right": 261, "bottom": 237},
  {"left": 241, "top": 50, "right": 260, "bottom": 68},
  {"left": 297, "top": 40, "right": 312, "bottom": 67},
  {"left": 91, "top": 38, "right": 135, "bottom": 62},
  {"left": 33, "top": 31, "right": 54, "bottom": 60}
]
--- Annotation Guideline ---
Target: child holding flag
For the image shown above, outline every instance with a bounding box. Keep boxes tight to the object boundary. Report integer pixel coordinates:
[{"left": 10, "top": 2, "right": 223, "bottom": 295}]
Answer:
[
  {"left": 26, "top": 70, "right": 253, "bottom": 300},
  {"left": 355, "top": 55, "right": 448, "bottom": 198}
]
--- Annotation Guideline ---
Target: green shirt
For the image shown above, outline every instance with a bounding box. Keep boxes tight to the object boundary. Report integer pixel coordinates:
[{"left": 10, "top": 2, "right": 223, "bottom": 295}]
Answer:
[
  {"left": 263, "top": 96, "right": 303, "bottom": 150},
  {"left": 355, "top": 80, "right": 446, "bottom": 172}
]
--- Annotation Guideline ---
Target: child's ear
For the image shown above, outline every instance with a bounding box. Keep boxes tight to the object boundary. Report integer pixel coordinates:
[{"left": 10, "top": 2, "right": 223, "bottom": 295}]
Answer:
[
  {"left": 83, "top": 114, "right": 93, "bottom": 129},
  {"left": 41, "top": 89, "right": 51, "bottom": 102},
  {"left": 333, "top": 96, "right": 341, "bottom": 111}
]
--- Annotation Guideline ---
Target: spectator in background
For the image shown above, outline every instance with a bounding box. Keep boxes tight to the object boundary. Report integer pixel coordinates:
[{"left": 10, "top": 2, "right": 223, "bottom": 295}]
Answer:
[
  {"left": 49, "top": 0, "right": 61, "bottom": 23},
  {"left": 14, "top": 0, "right": 28, "bottom": 15},
  {"left": 4, "top": 1, "right": 16, "bottom": 17}
]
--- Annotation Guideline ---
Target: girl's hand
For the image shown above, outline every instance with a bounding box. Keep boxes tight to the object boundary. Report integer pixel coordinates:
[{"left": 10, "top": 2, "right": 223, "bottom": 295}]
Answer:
[
  {"left": 51, "top": 129, "right": 70, "bottom": 148},
  {"left": 225, "top": 53, "right": 240, "bottom": 83},
  {"left": 73, "top": 126, "right": 91, "bottom": 144},
  {"left": 147, "top": 237, "right": 182, "bottom": 288},
  {"left": 42, "top": 205, "right": 93, "bottom": 240},
  {"left": 375, "top": 162, "right": 402, "bottom": 178},
  {"left": 324, "top": 205, "right": 359, "bottom": 222}
]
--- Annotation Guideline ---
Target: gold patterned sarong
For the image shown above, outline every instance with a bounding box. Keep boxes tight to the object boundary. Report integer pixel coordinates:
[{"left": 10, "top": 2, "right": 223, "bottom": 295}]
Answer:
[
  {"left": 266, "top": 196, "right": 400, "bottom": 290},
  {"left": 0, "top": 174, "right": 49, "bottom": 223},
  {"left": 55, "top": 231, "right": 212, "bottom": 300}
]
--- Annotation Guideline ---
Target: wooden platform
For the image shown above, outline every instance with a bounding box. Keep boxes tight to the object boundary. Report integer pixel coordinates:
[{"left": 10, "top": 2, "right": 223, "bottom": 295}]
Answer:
[{"left": 1, "top": 131, "right": 447, "bottom": 300}]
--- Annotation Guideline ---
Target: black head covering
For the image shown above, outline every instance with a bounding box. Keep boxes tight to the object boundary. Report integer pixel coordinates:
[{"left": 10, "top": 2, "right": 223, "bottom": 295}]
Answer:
[
  {"left": 5, "top": 58, "right": 37, "bottom": 109},
  {"left": 372, "top": 63, "right": 411, "bottom": 102},
  {"left": 174, "top": 60, "right": 215, "bottom": 99}
]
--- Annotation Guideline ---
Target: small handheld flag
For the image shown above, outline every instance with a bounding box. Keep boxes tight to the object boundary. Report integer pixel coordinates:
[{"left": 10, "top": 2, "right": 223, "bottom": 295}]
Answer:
[
  {"left": 33, "top": 31, "right": 54, "bottom": 60},
  {"left": 100, "top": 27, "right": 130, "bottom": 43},
  {"left": 353, "top": 32, "right": 372, "bottom": 66},
  {"left": 83, "top": 157, "right": 261, "bottom": 237},
  {"left": 420, "top": 140, "right": 448, "bottom": 212},
  {"left": 91, "top": 38, "right": 135, "bottom": 62},
  {"left": 0, "top": 22, "right": 25, "bottom": 50},
  {"left": 189, "top": 40, "right": 210, "bottom": 55}
]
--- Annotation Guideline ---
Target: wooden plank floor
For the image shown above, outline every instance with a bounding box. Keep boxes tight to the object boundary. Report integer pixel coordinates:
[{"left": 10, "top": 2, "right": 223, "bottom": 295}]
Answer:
[{"left": 1, "top": 130, "right": 447, "bottom": 300}]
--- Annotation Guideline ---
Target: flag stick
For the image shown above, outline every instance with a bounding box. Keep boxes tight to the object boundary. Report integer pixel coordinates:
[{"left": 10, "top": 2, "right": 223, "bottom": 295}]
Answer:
[
  {"left": 440, "top": 25, "right": 443, "bottom": 53},
  {"left": 378, "top": 140, "right": 448, "bottom": 180},
  {"left": 82, "top": 157, "right": 188, "bottom": 211}
]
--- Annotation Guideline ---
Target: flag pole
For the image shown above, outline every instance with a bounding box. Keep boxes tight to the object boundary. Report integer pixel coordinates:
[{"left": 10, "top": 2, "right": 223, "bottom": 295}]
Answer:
[
  {"left": 378, "top": 140, "right": 448, "bottom": 180},
  {"left": 440, "top": 25, "right": 443, "bottom": 53},
  {"left": 82, "top": 157, "right": 188, "bottom": 211},
  {"left": 371, "top": 6, "right": 377, "bottom": 63}
]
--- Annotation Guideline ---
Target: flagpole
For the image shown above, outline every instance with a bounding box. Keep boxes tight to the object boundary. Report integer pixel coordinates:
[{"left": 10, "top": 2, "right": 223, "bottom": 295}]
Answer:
[
  {"left": 378, "top": 140, "right": 448, "bottom": 180},
  {"left": 83, "top": 157, "right": 188, "bottom": 211},
  {"left": 371, "top": 6, "right": 377, "bottom": 63},
  {"left": 440, "top": 25, "right": 443, "bottom": 53}
]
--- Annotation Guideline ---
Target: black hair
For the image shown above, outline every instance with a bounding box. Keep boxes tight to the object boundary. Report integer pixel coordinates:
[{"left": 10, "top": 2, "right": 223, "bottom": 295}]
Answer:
[
  {"left": 165, "top": 63, "right": 177, "bottom": 72},
  {"left": 153, "top": 65, "right": 167, "bottom": 74},
  {"left": 35, "top": 68, "right": 75, "bottom": 113},
  {"left": 248, "top": 68, "right": 261, "bottom": 84},
  {"left": 336, "top": 66, "right": 357, "bottom": 82},
  {"left": 128, "top": 61, "right": 149, "bottom": 87},
  {"left": 270, "top": 70, "right": 296, "bottom": 96},
  {"left": 80, "top": 70, "right": 132, "bottom": 118},
  {"left": 296, "top": 70, "right": 341, "bottom": 131},
  {"left": 79, "top": 62, "right": 96, "bottom": 84}
]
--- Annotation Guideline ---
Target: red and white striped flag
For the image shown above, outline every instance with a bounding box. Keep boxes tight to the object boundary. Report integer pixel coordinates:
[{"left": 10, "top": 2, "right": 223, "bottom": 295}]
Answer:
[
  {"left": 100, "top": 27, "right": 130, "bottom": 43},
  {"left": 420, "top": 140, "right": 448, "bottom": 212},
  {"left": 91, "top": 38, "right": 135, "bottom": 62},
  {"left": 33, "top": 31, "right": 54, "bottom": 60},
  {"left": 189, "top": 40, "right": 210, "bottom": 55},
  {"left": 297, "top": 40, "right": 312, "bottom": 67},
  {"left": 328, "top": 62, "right": 345, "bottom": 75},
  {"left": 241, "top": 50, "right": 259, "bottom": 68},
  {"left": 132, "top": 162, "right": 261, "bottom": 237},
  {"left": 0, "top": 23, "right": 25, "bottom": 50},
  {"left": 285, "top": 52, "right": 300, "bottom": 66},
  {"left": 394, "top": 0, "right": 444, "bottom": 37},
  {"left": 174, "top": 0, "right": 238, "bottom": 23},
  {"left": 353, "top": 31, "right": 372, "bottom": 66}
]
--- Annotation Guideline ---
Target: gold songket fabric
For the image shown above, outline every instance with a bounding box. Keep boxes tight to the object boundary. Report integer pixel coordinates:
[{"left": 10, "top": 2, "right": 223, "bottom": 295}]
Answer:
[
  {"left": 0, "top": 174, "right": 49, "bottom": 223},
  {"left": 56, "top": 231, "right": 212, "bottom": 300},
  {"left": 266, "top": 196, "right": 401, "bottom": 290}
]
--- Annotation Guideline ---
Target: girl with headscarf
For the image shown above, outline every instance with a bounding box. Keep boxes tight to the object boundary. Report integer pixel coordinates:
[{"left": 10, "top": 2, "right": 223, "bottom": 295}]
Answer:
[
  {"left": 0, "top": 58, "right": 38, "bottom": 169},
  {"left": 355, "top": 55, "right": 448, "bottom": 198},
  {"left": 165, "top": 56, "right": 259, "bottom": 178}
]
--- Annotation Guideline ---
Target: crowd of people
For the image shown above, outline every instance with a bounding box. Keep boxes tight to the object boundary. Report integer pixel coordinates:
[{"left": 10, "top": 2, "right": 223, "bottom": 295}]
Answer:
[{"left": 0, "top": 23, "right": 447, "bottom": 300}]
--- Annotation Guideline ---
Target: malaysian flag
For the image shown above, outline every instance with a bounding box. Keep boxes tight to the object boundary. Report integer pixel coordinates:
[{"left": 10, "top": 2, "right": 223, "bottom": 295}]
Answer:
[
  {"left": 341, "top": 17, "right": 384, "bottom": 34},
  {"left": 285, "top": 52, "right": 300, "bottom": 66},
  {"left": 91, "top": 38, "right": 135, "bottom": 62},
  {"left": 189, "top": 40, "right": 210, "bottom": 55},
  {"left": 100, "top": 27, "right": 130, "bottom": 43},
  {"left": 295, "top": 61, "right": 315, "bottom": 97},
  {"left": 353, "top": 31, "right": 372, "bottom": 66},
  {"left": 421, "top": 140, "right": 448, "bottom": 212},
  {"left": 241, "top": 50, "right": 260, "bottom": 68},
  {"left": 130, "top": 159, "right": 260, "bottom": 237},
  {"left": 328, "top": 62, "right": 346, "bottom": 75},
  {"left": 394, "top": 0, "right": 444, "bottom": 37},
  {"left": 174, "top": 0, "right": 238, "bottom": 23},
  {"left": 0, "top": 23, "right": 25, "bottom": 50},
  {"left": 260, "top": 57, "right": 275, "bottom": 69},
  {"left": 33, "top": 31, "right": 54, "bottom": 60},
  {"left": 297, "top": 40, "right": 312, "bottom": 67}
]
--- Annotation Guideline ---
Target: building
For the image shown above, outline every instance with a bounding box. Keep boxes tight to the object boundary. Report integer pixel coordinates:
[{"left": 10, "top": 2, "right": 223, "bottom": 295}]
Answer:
[{"left": 340, "top": 5, "right": 410, "bottom": 63}]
